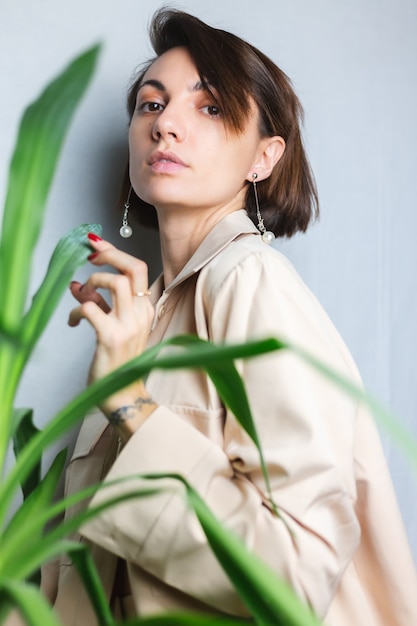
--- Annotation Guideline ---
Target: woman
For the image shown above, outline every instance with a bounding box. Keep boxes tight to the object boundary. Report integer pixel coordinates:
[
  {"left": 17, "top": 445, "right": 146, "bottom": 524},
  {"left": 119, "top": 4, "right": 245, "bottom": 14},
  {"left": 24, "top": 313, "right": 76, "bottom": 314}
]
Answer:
[{"left": 53, "top": 9, "right": 417, "bottom": 626}]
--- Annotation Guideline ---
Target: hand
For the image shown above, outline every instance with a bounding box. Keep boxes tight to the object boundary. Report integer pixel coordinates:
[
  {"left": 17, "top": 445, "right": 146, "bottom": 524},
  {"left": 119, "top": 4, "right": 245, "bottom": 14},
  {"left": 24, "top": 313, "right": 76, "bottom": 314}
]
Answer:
[{"left": 68, "top": 234, "right": 157, "bottom": 435}]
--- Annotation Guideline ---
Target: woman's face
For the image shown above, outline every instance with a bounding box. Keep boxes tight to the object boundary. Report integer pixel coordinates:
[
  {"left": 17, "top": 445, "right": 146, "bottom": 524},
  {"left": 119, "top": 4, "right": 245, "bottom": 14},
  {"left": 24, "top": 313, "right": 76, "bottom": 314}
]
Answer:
[{"left": 129, "top": 47, "right": 267, "bottom": 216}]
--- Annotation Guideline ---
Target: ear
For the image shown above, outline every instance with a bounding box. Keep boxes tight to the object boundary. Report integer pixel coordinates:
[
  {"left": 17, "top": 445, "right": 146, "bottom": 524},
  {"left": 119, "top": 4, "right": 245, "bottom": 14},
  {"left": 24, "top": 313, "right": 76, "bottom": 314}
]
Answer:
[{"left": 246, "top": 136, "right": 285, "bottom": 182}]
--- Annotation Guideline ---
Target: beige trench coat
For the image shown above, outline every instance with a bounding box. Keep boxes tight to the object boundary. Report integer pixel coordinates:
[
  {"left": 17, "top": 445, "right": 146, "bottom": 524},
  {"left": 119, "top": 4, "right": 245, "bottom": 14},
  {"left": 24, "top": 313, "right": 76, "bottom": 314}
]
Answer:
[{"left": 9, "top": 211, "right": 417, "bottom": 625}]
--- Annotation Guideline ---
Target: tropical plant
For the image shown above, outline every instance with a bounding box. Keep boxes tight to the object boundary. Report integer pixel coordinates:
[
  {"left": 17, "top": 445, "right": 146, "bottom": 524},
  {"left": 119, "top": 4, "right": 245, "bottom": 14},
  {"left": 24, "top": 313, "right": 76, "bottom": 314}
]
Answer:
[
  {"left": 0, "top": 44, "right": 415, "bottom": 626},
  {"left": 0, "top": 40, "right": 320, "bottom": 626}
]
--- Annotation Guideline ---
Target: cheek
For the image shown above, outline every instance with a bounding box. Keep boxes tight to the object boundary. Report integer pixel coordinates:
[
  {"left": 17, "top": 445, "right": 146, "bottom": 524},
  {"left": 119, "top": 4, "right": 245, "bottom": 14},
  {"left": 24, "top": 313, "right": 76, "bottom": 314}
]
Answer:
[
  {"left": 128, "top": 129, "right": 140, "bottom": 158},
  {"left": 128, "top": 118, "right": 151, "bottom": 154},
  {"left": 216, "top": 139, "right": 256, "bottom": 180}
]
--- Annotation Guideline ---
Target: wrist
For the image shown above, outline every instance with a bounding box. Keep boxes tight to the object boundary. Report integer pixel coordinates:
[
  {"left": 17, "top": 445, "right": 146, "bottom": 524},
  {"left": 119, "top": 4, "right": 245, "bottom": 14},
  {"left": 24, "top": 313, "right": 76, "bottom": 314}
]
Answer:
[{"left": 104, "top": 390, "right": 157, "bottom": 442}]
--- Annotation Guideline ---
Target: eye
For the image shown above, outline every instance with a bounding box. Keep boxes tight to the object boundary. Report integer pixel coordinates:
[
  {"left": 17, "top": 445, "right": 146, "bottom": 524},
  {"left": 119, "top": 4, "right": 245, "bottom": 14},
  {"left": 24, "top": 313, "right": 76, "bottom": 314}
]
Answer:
[
  {"left": 201, "top": 104, "right": 221, "bottom": 117},
  {"left": 137, "top": 101, "right": 165, "bottom": 113}
]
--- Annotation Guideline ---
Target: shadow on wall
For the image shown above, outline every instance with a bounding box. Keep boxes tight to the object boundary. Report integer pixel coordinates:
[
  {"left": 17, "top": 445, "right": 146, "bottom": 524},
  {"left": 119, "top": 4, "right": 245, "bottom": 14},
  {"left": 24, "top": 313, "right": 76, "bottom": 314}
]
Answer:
[{"left": 92, "top": 133, "right": 162, "bottom": 284}]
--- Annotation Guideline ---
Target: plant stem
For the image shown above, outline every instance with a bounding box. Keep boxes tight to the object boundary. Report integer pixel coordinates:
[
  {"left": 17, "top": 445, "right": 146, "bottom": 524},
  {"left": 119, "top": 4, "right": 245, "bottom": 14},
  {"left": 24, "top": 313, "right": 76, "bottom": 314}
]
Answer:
[{"left": 0, "top": 343, "right": 16, "bottom": 483}]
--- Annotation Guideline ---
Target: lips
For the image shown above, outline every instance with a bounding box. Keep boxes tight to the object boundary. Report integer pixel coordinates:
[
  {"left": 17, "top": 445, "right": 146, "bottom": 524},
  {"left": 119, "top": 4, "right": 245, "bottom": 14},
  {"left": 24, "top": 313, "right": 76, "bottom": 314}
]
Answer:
[{"left": 149, "top": 151, "right": 187, "bottom": 167}]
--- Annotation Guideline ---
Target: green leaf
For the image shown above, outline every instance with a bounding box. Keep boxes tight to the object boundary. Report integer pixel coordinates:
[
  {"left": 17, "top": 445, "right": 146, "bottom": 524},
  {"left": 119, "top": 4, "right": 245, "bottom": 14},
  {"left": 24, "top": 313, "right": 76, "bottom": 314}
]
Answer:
[
  {"left": 121, "top": 615, "right": 252, "bottom": 625},
  {"left": 0, "top": 580, "right": 62, "bottom": 626},
  {"left": 204, "top": 360, "right": 280, "bottom": 518},
  {"left": 0, "top": 44, "right": 101, "bottom": 490},
  {"left": 3, "top": 470, "right": 316, "bottom": 625},
  {"left": 143, "top": 474, "right": 321, "bottom": 626},
  {"left": 149, "top": 335, "right": 283, "bottom": 517},
  {"left": 2, "top": 333, "right": 416, "bottom": 534},
  {"left": 4, "top": 448, "right": 67, "bottom": 544},
  {"left": 2, "top": 333, "right": 415, "bottom": 625},
  {"left": 0, "top": 327, "right": 21, "bottom": 349},
  {"left": 0, "top": 44, "right": 101, "bottom": 332},
  {"left": 12, "top": 409, "right": 40, "bottom": 499},
  {"left": 0, "top": 337, "right": 280, "bottom": 527},
  {"left": 161, "top": 336, "right": 267, "bottom": 444},
  {"left": 287, "top": 341, "right": 417, "bottom": 474},
  {"left": 3, "top": 448, "right": 67, "bottom": 586},
  {"left": 0, "top": 538, "right": 81, "bottom": 587},
  {"left": 2, "top": 538, "right": 117, "bottom": 626},
  {"left": 20, "top": 222, "right": 102, "bottom": 357},
  {"left": 66, "top": 544, "right": 115, "bottom": 626},
  {"left": 1, "top": 478, "right": 160, "bottom": 581},
  {"left": 0, "top": 223, "right": 101, "bottom": 487}
]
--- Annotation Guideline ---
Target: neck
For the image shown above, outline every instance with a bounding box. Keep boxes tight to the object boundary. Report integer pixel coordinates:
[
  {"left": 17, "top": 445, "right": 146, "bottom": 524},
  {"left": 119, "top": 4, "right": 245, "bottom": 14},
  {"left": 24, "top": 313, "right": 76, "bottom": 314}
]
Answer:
[{"left": 156, "top": 198, "right": 244, "bottom": 288}]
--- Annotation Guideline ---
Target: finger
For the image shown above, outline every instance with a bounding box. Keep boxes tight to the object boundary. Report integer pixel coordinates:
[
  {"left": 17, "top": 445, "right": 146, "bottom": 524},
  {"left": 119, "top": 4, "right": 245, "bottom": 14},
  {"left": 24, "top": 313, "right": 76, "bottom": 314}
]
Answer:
[
  {"left": 68, "top": 299, "right": 111, "bottom": 329},
  {"left": 69, "top": 296, "right": 150, "bottom": 353},
  {"left": 83, "top": 272, "right": 144, "bottom": 323},
  {"left": 87, "top": 234, "right": 115, "bottom": 255},
  {"left": 69, "top": 281, "right": 111, "bottom": 313},
  {"left": 86, "top": 242, "right": 149, "bottom": 294},
  {"left": 68, "top": 303, "right": 83, "bottom": 327}
]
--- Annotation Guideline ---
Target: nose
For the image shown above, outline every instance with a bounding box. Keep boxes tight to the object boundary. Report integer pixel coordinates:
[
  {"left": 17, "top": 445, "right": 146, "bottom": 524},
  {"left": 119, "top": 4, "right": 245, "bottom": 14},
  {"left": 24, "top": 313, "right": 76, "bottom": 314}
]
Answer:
[{"left": 152, "top": 103, "right": 186, "bottom": 142}]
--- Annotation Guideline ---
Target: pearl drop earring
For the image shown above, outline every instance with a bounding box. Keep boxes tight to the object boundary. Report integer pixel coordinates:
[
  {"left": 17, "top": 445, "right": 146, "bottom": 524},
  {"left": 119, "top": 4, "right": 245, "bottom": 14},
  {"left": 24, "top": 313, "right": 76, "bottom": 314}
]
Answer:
[
  {"left": 252, "top": 173, "right": 275, "bottom": 245},
  {"left": 120, "top": 185, "right": 133, "bottom": 238}
]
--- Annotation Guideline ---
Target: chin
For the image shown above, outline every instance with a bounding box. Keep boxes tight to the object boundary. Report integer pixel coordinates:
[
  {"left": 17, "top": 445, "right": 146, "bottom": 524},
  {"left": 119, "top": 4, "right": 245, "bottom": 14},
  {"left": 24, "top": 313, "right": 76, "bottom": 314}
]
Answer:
[{"left": 144, "top": 189, "right": 196, "bottom": 211}]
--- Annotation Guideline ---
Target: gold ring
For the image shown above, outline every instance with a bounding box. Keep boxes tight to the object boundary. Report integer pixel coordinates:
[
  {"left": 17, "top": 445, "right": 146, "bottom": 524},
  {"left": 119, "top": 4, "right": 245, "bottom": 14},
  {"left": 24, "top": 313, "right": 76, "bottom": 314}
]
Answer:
[{"left": 134, "top": 290, "right": 151, "bottom": 297}]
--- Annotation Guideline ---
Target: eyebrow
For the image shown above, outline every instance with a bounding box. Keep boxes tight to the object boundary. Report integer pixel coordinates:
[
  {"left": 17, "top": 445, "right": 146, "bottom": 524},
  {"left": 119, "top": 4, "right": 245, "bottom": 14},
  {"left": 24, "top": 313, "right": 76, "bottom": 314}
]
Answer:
[{"left": 137, "top": 78, "right": 212, "bottom": 93}]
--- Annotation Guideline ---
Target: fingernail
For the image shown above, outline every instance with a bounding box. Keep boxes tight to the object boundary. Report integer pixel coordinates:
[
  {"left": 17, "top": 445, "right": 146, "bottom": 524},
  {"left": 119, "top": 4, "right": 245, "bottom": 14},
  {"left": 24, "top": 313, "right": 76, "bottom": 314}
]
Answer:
[
  {"left": 88, "top": 252, "right": 99, "bottom": 261},
  {"left": 88, "top": 233, "right": 102, "bottom": 242}
]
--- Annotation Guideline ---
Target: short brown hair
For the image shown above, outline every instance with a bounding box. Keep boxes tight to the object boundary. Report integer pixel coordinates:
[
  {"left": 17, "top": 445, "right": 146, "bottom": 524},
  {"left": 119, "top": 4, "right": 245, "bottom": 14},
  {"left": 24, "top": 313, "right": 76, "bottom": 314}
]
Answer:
[{"left": 120, "top": 9, "right": 319, "bottom": 237}]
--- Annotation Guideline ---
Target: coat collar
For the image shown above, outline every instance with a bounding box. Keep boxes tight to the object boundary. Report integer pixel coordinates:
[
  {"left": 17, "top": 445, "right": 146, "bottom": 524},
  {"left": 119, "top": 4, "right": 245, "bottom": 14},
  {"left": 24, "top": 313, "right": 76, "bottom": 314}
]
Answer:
[{"left": 151, "top": 210, "right": 259, "bottom": 299}]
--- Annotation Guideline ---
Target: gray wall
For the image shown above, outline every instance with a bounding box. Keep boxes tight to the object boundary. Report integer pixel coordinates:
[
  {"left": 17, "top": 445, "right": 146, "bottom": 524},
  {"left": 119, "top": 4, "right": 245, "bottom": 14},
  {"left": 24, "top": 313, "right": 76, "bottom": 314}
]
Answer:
[{"left": 2, "top": 0, "right": 416, "bottom": 562}]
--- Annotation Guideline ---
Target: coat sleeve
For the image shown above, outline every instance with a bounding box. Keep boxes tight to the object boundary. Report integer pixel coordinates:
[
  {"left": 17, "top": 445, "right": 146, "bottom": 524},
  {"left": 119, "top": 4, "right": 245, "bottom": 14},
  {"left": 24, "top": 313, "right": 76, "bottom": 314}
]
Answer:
[{"left": 80, "top": 245, "right": 362, "bottom": 618}]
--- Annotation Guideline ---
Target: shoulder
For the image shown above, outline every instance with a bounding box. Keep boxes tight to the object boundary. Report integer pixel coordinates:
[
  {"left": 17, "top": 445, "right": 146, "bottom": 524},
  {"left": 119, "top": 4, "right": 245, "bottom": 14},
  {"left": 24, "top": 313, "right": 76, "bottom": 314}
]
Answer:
[
  {"left": 195, "top": 234, "right": 360, "bottom": 379},
  {"left": 197, "top": 233, "right": 313, "bottom": 305}
]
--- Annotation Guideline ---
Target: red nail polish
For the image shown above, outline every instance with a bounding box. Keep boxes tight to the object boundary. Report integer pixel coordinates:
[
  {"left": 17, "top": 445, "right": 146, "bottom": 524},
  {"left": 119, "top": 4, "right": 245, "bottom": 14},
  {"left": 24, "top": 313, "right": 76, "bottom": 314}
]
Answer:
[
  {"left": 88, "top": 252, "right": 99, "bottom": 261},
  {"left": 88, "top": 232, "right": 102, "bottom": 242}
]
